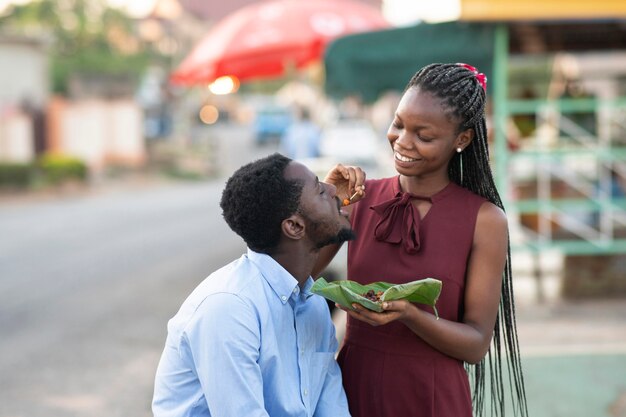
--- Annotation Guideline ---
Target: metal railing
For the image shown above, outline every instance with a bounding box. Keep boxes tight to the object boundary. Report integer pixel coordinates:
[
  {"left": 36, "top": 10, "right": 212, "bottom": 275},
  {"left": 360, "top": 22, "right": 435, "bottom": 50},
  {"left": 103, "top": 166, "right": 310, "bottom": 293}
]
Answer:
[{"left": 504, "top": 97, "right": 626, "bottom": 254}]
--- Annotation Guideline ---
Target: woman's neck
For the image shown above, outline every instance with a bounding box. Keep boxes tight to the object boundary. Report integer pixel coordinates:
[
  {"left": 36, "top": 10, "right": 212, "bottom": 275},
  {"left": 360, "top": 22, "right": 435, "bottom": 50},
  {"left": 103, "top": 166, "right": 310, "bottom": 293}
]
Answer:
[{"left": 398, "top": 174, "right": 450, "bottom": 197}]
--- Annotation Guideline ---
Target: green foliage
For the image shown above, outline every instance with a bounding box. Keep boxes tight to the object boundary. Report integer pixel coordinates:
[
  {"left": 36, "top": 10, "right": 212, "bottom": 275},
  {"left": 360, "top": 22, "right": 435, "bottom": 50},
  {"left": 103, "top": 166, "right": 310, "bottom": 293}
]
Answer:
[
  {"left": 0, "top": 0, "right": 162, "bottom": 95},
  {"left": 0, "top": 162, "right": 33, "bottom": 188},
  {"left": 36, "top": 154, "right": 87, "bottom": 184},
  {"left": 0, "top": 154, "right": 88, "bottom": 189}
]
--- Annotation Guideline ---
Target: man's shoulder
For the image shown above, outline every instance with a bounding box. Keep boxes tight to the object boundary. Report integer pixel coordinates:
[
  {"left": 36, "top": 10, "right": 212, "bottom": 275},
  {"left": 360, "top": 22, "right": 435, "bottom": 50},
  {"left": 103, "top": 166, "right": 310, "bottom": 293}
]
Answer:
[
  {"left": 169, "top": 256, "right": 264, "bottom": 329},
  {"left": 193, "top": 256, "right": 264, "bottom": 303}
]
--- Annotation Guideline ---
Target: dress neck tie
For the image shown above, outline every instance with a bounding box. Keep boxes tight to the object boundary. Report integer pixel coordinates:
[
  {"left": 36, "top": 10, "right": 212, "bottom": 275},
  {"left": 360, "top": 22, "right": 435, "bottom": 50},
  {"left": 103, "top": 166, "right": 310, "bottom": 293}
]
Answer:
[{"left": 370, "top": 192, "right": 431, "bottom": 254}]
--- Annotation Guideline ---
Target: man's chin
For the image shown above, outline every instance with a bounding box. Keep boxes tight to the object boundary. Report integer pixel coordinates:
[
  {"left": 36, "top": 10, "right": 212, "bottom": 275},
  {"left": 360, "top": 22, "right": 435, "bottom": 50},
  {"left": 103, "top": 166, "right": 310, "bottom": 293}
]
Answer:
[{"left": 316, "top": 228, "right": 356, "bottom": 249}]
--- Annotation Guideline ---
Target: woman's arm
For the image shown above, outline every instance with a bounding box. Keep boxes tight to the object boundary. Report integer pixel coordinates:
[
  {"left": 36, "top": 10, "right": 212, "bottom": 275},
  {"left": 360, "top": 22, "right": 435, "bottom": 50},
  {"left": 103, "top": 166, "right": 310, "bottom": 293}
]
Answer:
[{"left": 340, "top": 201, "right": 507, "bottom": 364}]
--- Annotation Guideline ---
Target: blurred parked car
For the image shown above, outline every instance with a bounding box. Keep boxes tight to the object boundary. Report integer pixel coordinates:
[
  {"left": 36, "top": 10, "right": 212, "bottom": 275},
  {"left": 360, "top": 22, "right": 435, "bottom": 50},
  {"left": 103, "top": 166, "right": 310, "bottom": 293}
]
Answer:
[
  {"left": 253, "top": 105, "right": 292, "bottom": 145},
  {"left": 318, "top": 118, "right": 383, "bottom": 174}
]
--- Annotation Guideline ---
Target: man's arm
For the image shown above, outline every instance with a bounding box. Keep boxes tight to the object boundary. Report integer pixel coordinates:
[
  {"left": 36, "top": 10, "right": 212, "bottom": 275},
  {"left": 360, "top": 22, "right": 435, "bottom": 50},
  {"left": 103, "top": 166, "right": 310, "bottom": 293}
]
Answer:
[{"left": 182, "top": 293, "right": 270, "bottom": 417}]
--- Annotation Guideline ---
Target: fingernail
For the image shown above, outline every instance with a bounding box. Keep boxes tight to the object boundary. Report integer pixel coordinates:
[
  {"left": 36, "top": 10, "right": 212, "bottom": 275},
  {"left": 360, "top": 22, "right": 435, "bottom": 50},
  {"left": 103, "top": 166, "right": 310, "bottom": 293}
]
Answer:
[{"left": 382, "top": 302, "right": 388, "bottom": 309}]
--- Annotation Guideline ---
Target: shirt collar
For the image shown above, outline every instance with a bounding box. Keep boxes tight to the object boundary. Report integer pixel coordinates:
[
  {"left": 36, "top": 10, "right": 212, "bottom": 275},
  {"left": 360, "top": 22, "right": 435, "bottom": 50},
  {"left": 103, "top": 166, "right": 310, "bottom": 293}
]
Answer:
[
  {"left": 247, "top": 249, "right": 314, "bottom": 304},
  {"left": 300, "top": 277, "right": 315, "bottom": 300}
]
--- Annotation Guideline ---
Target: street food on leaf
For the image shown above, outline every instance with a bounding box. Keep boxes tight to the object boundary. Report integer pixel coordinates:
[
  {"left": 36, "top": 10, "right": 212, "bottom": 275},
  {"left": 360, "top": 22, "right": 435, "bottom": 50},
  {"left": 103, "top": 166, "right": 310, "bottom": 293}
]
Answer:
[{"left": 311, "top": 277, "right": 441, "bottom": 315}]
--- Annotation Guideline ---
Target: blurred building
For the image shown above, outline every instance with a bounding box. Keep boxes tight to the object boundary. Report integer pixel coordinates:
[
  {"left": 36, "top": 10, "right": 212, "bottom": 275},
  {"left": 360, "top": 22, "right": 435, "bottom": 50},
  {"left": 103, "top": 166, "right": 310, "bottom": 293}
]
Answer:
[
  {"left": 0, "top": 34, "right": 49, "bottom": 108},
  {"left": 0, "top": 34, "right": 48, "bottom": 162}
]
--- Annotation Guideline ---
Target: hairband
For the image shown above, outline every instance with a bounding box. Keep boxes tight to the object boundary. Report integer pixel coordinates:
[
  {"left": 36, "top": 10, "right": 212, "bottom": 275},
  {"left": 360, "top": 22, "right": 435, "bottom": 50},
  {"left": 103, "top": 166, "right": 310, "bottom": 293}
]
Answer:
[{"left": 457, "top": 63, "right": 487, "bottom": 92}]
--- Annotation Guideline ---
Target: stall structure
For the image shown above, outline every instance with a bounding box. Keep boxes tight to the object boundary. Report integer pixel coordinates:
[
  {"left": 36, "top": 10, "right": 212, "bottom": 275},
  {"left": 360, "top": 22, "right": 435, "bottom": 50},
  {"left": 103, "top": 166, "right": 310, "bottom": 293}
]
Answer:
[{"left": 324, "top": 2, "right": 626, "bottom": 260}]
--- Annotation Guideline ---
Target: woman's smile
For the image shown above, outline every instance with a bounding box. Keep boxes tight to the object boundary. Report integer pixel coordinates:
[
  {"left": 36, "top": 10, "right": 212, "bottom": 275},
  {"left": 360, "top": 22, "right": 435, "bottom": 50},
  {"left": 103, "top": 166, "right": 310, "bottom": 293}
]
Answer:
[{"left": 394, "top": 151, "right": 420, "bottom": 163}]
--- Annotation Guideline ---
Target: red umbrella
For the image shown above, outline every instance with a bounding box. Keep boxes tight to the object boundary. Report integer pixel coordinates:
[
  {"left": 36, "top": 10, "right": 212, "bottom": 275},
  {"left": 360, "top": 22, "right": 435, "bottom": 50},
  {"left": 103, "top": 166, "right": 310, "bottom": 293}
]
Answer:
[{"left": 170, "top": 0, "right": 390, "bottom": 85}]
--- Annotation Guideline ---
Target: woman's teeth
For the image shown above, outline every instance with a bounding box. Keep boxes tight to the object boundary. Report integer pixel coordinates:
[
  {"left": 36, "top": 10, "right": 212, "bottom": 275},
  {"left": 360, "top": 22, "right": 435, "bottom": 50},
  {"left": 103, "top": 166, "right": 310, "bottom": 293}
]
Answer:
[{"left": 395, "top": 152, "right": 417, "bottom": 162}]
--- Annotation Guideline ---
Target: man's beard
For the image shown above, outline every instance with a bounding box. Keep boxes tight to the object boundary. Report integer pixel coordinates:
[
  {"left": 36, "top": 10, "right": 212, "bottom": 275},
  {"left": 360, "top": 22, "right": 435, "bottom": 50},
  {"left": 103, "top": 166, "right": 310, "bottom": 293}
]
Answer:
[
  {"left": 298, "top": 205, "right": 356, "bottom": 249},
  {"left": 314, "top": 227, "right": 356, "bottom": 249}
]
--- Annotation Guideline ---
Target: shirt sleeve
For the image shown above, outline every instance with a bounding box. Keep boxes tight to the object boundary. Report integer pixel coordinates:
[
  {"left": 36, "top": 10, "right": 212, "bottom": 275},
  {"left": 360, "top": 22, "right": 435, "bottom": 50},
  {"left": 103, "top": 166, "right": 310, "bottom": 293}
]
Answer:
[
  {"left": 313, "top": 321, "right": 352, "bottom": 417},
  {"left": 180, "top": 292, "right": 270, "bottom": 417}
]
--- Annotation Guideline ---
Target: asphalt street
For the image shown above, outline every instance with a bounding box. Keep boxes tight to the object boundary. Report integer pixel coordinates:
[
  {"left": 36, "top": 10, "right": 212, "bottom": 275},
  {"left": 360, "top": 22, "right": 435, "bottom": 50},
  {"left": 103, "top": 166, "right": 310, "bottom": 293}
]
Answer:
[{"left": 0, "top": 178, "right": 250, "bottom": 417}]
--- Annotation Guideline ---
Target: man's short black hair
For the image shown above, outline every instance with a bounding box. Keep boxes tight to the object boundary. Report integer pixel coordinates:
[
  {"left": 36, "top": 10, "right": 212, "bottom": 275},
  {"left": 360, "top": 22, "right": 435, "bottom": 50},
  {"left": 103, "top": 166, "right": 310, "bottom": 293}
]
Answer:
[{"left": 220, "top": 153, "right": 303, "bottom": 253}]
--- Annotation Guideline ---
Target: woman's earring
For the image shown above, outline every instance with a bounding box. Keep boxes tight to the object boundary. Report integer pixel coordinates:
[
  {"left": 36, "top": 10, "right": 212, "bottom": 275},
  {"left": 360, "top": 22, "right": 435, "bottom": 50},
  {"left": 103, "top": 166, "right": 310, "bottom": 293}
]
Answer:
[{"left": 456, "top": 148, "right": 463, "bottom": 185}]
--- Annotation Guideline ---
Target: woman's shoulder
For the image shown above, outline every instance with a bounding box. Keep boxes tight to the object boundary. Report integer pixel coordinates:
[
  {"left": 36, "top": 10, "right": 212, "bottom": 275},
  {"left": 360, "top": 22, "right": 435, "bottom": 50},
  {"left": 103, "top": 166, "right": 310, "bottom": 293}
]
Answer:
[
  {"left": 445, "top": 184, "right": 506, "bottom": 227},
  {"left": 477, "top": 200, "right": 507, "bottom": 226}
]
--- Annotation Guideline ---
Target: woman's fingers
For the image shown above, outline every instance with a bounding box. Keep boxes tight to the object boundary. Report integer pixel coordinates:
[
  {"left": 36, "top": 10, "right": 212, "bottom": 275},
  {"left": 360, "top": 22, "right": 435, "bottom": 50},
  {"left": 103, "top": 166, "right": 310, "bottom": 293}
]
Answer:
[
  {"left": 323, "top": 164, "right": 347, "bottom": 184},
  {"left": 340, "top": 166, "right": 367, "bottom": 204},
  {"left": 324, "top": 164, "right": 366, "bottom": 199}
]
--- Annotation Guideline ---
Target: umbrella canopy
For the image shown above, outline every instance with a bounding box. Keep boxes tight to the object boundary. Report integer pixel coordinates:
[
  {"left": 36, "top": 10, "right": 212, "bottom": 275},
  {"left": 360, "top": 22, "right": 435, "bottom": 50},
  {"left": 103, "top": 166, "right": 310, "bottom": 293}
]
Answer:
[{"left": 170, "top": 0, "right": 390, "bottom": 85}]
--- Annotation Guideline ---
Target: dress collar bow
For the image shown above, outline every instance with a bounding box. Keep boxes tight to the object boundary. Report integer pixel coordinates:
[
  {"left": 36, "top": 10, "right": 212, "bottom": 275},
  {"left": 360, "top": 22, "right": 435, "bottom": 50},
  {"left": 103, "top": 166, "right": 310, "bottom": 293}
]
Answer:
[{"left": 370, "top": 191, "right": 431, "bottom": 254}]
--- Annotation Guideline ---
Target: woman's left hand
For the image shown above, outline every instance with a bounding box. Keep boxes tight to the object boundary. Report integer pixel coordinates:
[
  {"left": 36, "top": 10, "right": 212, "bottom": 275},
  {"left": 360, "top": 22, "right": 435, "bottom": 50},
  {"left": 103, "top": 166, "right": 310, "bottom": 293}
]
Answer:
[{"left": 337, "top": 300, "right": 415, "bottom": 327}]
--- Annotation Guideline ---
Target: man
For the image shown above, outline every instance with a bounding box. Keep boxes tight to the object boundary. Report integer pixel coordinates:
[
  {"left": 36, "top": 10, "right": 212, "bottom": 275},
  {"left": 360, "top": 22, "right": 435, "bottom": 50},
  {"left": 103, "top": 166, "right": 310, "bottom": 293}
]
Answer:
[{"left": 153, "top": 153, "right": 357, "bottom": 417}]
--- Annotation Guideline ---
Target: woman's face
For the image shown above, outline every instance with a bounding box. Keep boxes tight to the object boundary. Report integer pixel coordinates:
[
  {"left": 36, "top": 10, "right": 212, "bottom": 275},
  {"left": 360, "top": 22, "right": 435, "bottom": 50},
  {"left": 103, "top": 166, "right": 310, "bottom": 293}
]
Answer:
[{"left": 387, "top": 87, "right": 470, "bottom": 180}]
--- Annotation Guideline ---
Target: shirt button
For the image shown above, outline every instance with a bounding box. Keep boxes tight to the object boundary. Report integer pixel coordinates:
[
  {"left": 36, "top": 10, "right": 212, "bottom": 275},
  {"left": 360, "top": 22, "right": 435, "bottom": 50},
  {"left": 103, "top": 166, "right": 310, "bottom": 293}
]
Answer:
[
  {"left": 300, "top": 349, "right": 304, "bottom": 355},
  {"left": 292, "top": 287, "right": 298, "bottom": 293},
  {"left": 303, "top": 389, "right": 308, "bottom": 396},
  {"left": 281, "top": 295, "right": 287, "bottom": 301}
]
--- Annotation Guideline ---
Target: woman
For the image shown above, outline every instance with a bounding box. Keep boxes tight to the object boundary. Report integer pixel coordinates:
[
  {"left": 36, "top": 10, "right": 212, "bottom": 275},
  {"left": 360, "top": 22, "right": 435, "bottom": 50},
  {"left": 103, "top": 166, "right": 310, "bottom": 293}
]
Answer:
[{"left": 317, "top": 63, "right": 528, "bottom": 417}]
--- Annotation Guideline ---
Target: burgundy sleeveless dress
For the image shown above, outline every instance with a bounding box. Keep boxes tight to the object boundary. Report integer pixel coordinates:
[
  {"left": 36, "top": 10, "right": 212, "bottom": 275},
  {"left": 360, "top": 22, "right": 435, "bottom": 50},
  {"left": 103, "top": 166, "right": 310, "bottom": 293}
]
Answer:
[{"left": 338, "top": 176, "right": 486, "bottom": 417}]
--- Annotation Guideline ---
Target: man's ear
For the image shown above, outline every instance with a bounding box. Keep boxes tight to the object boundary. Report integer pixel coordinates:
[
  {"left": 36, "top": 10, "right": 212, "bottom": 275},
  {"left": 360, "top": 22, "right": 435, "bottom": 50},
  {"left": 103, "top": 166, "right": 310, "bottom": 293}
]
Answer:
[
  {"left": 281, "top": 214, "right": 305, "bottom": 241},
  {"left": 455, "top": 128, "right": 474, "bottom": 151}
]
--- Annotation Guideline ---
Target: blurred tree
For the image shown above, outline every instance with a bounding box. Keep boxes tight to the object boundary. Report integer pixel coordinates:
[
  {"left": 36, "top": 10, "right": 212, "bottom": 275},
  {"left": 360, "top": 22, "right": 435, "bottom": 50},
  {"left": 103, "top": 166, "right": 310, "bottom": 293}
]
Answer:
[{"left": 0, "top": 0, "right": 167, "bottom": 95}]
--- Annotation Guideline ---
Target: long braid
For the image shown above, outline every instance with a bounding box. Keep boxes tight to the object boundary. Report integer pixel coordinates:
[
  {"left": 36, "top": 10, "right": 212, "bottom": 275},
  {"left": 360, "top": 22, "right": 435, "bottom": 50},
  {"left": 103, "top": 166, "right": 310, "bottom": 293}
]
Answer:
[{"left": 407, "top": 63, "right": 529, "bottom": 417}]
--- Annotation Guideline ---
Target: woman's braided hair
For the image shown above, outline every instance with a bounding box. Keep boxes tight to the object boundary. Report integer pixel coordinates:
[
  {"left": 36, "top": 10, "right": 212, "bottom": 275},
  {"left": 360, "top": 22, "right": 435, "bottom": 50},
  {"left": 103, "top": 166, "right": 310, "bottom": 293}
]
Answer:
[{"left": 407, "top": 63, "right": 528, "bottom": 417}]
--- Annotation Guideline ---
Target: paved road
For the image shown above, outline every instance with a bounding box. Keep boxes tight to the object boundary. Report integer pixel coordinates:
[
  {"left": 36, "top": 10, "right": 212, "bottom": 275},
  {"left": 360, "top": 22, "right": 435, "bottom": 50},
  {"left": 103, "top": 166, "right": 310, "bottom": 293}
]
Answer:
[
  {"left": 0, "top": 179, "right": 250, "bottom": 417},
  {"left": 514, "top": 300, "right": 626, "bottom": 417}
]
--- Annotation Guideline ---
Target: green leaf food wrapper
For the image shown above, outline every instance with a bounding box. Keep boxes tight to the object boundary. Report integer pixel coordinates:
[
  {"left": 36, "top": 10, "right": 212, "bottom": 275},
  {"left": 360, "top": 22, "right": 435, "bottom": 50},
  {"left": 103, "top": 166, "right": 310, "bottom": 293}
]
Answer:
[{"left": 311, "top": 277, "right": 442, "bottom": 317}]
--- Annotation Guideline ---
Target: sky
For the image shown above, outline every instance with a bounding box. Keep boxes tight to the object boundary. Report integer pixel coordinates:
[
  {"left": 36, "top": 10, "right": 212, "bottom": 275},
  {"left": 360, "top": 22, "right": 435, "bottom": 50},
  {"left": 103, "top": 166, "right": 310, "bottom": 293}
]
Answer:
[
  {"left": 383, "top": 0, "right": 461, "bottom": 25},
  {"left": 0, "top": 0, "right": 461, "bottom": 23},
  {"left": 104, "top": 0, "right": 158, "bottom": 18}
]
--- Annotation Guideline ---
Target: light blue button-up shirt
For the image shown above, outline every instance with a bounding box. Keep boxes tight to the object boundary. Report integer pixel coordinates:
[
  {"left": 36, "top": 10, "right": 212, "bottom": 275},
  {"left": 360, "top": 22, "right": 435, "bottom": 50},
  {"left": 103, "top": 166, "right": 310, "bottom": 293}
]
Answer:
[{"left": 153, "top": 249, "right": 351, "bottom": 417}]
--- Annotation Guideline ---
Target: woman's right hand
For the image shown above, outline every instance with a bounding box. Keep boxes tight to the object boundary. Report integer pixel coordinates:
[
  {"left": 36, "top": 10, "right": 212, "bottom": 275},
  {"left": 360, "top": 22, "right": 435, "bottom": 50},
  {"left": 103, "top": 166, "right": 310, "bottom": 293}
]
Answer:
[{"left": 324, "top": 164, "right": 366, "bottom": 205}]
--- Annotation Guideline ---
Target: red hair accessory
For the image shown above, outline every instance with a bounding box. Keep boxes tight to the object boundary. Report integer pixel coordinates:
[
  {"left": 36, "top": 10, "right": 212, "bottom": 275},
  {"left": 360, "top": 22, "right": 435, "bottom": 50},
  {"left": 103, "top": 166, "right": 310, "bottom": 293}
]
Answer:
[{"left": 458, "top": 63, "right": 487, "bottom": 92}]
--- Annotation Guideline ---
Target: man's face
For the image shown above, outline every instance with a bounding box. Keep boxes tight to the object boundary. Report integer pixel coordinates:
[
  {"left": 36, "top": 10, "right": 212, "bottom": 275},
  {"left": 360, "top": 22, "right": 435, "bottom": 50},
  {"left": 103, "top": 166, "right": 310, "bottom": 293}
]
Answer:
[{"left": 284, "top": 162, "right": 355, "bottom": 248}]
